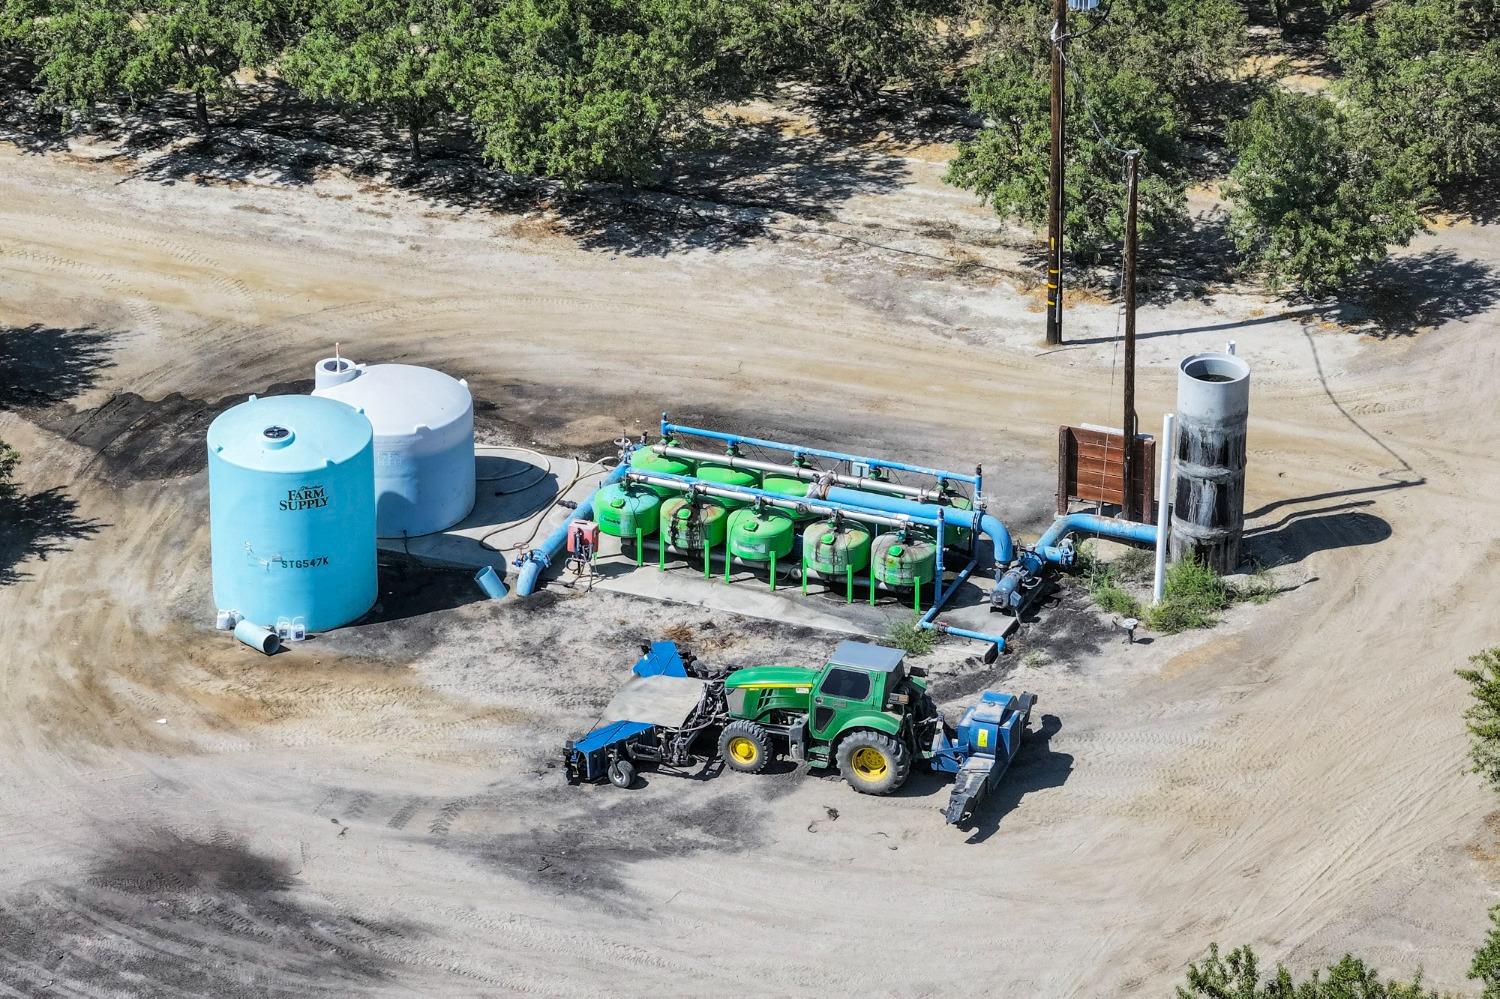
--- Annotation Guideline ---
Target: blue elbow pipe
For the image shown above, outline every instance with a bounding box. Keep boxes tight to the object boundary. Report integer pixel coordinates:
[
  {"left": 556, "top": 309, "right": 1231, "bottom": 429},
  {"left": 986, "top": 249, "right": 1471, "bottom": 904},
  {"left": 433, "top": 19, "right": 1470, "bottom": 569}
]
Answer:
[
  {"left": 912, "top": 560, "right": 1010, "bottom": 648},
  {"left": 1036, "top": 513, "right": 1157, "bottom": 565},
  {"left": 822, "top": 486, "right": 1014, "bottom": 565},
  {"left": 933, "top": 626, "right": 1007, "bottom": 651},
  {"left": 515, "top": 461, "right": 630, "bottom": 596}
]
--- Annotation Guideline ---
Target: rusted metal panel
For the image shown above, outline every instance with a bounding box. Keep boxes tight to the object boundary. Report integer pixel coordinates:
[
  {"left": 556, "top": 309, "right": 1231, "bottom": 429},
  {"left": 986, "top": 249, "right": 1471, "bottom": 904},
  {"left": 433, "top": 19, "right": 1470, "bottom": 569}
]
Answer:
[{"left": 1056, "top": 425, "right": 1156, "bottom": 522}]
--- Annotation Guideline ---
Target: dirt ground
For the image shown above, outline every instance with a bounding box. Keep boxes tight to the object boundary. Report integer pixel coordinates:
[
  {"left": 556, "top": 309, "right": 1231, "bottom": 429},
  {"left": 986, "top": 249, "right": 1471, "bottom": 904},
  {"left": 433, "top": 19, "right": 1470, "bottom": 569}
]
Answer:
[{"left": 2, "top": 108, "right": 1499, "bottom": 997}]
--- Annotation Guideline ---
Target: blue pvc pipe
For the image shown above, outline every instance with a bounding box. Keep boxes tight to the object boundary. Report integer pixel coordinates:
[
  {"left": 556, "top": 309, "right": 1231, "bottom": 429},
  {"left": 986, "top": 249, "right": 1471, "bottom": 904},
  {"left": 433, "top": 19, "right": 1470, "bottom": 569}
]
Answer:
[
  {"left": 913, "top": 559, "right": 1011, "bottom": 648},
  {"left": 1035, "top": 513, "right": 1158, "bottom": 565},
  {"left": 515, "top": 462, "right": 629, "bottom": 596},
  {"left": 934, "top": 627, "right": 1008, "bottom": 650},
  {"left": 822, "top": 486, "right": 1015, "bottom": 564},
  {"left": 474, "top": 565, "right": 508, "bottom": 599},
  {"left": 233, "top": 619, "right": 280, "bottom": 655},
  {"left": 661, "top": 419, "right": 981, "bottom": 487}
]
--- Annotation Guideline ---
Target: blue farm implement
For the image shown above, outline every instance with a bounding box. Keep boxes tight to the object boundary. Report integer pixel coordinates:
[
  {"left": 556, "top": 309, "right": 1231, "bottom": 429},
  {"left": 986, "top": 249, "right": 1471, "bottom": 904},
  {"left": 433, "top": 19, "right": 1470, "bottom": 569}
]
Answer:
[
  {"left": 566, "top": 639, "right": 1035, "bottom": 827},
  {"left": 564, "top": 641, "right": 729, "bottom": 788},
  {"left": 929, "top": 690, "right": 1035, "bottom": 825}
]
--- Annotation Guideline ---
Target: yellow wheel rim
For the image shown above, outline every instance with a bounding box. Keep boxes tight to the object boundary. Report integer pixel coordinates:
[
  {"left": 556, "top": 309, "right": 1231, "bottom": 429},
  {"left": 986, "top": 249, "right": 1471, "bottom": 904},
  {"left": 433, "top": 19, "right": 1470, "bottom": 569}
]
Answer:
[
  {"left": 728, "top": 736, "right": 759, "bottom": 764},
  {"left": 851, "top": 746, "right": 889, "bottom": 781}
]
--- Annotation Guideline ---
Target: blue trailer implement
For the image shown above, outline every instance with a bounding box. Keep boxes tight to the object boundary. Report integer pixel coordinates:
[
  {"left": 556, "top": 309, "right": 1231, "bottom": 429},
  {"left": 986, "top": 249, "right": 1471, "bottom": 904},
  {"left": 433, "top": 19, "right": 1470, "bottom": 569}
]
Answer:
[
  {"left": 564, "top": 641, "right": 727, "bottom": 787},
  {"left": 929, "top": 690, "right": 1036, "bottom": 825}
]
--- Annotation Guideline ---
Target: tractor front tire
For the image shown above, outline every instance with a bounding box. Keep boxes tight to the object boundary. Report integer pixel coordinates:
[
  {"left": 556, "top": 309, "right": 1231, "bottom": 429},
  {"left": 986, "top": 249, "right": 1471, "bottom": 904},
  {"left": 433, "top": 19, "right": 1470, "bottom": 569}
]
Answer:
[
  {"left": 836, "top": 731, "right": 910, "bottom": 795},
  {"left": 719, "top": 720, "right": 773, "bottom": 774}
]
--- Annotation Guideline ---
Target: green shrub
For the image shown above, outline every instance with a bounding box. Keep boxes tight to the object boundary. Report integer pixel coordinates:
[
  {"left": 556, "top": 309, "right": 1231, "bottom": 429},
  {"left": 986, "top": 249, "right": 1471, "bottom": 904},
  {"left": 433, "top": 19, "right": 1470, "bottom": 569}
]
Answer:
[
  {"left": 1144, "top": 557, "right": 1231, "bottom": 634},
  {"left": 1082, "top": 545, "right": 1144, "bottom": 617},
  {"left": 1110, "top": 547, "right": 1154, "bottom": 584},
  {"left": 1459, "top": 647, "right": 1500, "bottom": 793},
  {"left": 1091, "top": 579, "right": 1141, "bottom": 617},
  {"left": 885, "top": 615, "right": 937, "bottom": 656},
  {"left": 1177, "top": 942, "right": 1440, "bottom": 998}
]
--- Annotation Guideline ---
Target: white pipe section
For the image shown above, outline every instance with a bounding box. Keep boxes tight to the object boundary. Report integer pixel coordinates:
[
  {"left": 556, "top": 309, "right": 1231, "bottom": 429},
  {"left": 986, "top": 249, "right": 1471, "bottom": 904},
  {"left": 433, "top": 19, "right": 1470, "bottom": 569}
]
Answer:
[
  {"left": 653, "top": 445, "right": 939, "bottom": 502},
  {"left": 625, "top": 472, "right": 915, "bottom": 530},
  {"left": 1153, "top": 412, "right": 1175, "bottom": 604}
]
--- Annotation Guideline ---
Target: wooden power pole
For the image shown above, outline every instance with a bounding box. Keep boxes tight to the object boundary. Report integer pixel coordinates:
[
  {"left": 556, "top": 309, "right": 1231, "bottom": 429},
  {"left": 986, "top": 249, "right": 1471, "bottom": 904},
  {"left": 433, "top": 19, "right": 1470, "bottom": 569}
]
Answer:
[
  {"left": 1045, "top": 0, "right": 1067, "bottom": 346},
  {"left": 1121, "top": 149, "right": 1141, "bottom": 522}
]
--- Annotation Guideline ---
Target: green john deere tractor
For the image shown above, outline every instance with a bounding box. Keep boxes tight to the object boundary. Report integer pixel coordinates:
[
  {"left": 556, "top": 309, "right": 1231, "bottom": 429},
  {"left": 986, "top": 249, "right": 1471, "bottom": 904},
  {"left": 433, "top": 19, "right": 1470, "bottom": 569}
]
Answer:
[{"left": 717, "top": 639, "right": 943, "bottom": 795}]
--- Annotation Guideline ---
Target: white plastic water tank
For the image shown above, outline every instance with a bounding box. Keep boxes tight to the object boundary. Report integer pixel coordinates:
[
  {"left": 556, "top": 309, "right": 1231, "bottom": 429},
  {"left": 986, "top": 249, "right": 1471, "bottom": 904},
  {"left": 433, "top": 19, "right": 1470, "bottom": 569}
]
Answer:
[{"left": 311, "top": 357, "right": 475, "bottom": 538}]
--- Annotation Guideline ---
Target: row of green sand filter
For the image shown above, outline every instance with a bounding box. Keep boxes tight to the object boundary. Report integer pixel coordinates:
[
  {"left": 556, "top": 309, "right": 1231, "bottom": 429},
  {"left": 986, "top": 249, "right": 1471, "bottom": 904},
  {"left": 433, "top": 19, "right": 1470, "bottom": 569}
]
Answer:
[{"left": 590, "top": 445, "right": 974, "bottom": 609}]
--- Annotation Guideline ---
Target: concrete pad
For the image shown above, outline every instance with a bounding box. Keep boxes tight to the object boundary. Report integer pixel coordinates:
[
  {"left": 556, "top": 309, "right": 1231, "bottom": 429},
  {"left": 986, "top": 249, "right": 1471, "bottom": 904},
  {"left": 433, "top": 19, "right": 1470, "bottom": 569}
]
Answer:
[
  {"left": 376, "top": 450, "right": 609, "bottom": 574},
  {"left": 376, "top": 448, "right": 1017, "bottom": 647}
]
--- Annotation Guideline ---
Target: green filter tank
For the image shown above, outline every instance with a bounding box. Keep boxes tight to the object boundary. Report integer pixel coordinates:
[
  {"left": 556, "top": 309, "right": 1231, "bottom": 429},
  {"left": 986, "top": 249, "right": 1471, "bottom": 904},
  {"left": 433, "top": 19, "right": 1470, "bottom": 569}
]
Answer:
[
  {"left": 761, "top": 475, "right": 813, "bottom": 519},
  {"left": 727, "top": 507, "right": 795, "bottom": 563},
  {"left": 802, "top": 520, "right": 872, "bottom": 576},
  {"left": 695, "top": 463, "right": 761, "bottom": 509},
  {"left": 629, "top": 444, "right": 695, "bottom": 497},
  {"left": 942, "top": 494, "right": 975, "bottom": 550},
  {"left": 594, "top": 483, "right": 662, "bottom": 538},
  {"left": 871, "top": 533, "right": 937, "bottom": 588},
  {"left": 660, "top": 496, "right": 728, "bottom": 552}
]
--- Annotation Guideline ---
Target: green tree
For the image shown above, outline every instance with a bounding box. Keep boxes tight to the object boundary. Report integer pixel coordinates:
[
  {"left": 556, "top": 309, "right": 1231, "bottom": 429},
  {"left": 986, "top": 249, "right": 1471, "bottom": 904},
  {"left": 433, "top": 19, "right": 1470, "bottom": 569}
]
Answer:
[
  {"left": 282, "top": 0, "right": 466, "bottom": 161},
  {"left": 1471, "top": 904, "right": 1500, "bottom": 998},
  {"left": 1459, "top": 648, "right": 1500, "bottom": 791},
  {"left": 1332, "top": 0, "right": 1500, "bottom": 189},
  {"left": 461, "top": 0, "right": 734, "bottom": 185},
  {"left": 0, "top": 0, "right": 43, "bottom": 57},
  {"left": 0, "top": 441, "right": 17, "bottom": 505},
  {"left": 735, "top": 0, "right": 961, "bottom": 102},
  {"left": 1177, "top": 943, "right": 1440, "bottom": 998},
  {"left": 1224, "top": 89, "right": 1424, "bottom": 295},
  {"left": 123, "top": 0, "right": 281, "bottom": 132},
  {"left": 27, "top": 0, "right": 136, "bottom": 119},
  {"left": 947, "top": 0, "right": 1244, "bottom": 259}
]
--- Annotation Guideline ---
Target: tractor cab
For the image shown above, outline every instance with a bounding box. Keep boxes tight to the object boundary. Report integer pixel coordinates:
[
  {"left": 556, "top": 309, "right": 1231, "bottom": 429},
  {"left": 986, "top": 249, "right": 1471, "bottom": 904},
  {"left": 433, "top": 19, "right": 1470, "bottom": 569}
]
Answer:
[
  {"left": 807, "top": 641, "right": 910, "bottom": 739},
  {"left": 721, "top": 640, "right": 935, "bottom": 790}
]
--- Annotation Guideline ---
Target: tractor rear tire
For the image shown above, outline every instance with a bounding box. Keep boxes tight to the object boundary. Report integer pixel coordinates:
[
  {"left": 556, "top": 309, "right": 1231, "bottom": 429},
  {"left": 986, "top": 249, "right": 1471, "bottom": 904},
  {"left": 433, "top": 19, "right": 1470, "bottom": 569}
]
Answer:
[
  {"left": 719, "top": 720, "right": 773, "bottom": 774},
  {"left": 836, "top": 731, "right": 910, "bottom": 795}
]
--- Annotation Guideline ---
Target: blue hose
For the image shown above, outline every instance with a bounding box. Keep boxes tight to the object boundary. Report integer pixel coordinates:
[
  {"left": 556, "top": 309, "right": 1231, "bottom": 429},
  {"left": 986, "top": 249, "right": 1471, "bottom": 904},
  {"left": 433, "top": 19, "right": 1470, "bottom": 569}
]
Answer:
[
  {"left": 1035, "top": 513, "right": 1157, "bottom": 565},
  {"left": 821, "top": 486, "right": 1015, "bottom": 564},
  {"left": 514, "top": 462, "right": 629, "bottom": 596}
]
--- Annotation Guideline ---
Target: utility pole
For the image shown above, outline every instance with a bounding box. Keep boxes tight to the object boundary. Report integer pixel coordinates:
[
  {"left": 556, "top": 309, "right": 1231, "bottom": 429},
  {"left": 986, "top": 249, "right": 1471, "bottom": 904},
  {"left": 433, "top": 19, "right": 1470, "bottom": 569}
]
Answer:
[
  {"left": 1121, "top": 149, "right": 1141, "bottom": 522},
  {"left": 1045, "top": 0, "right": 1067, "bottom": 346}
]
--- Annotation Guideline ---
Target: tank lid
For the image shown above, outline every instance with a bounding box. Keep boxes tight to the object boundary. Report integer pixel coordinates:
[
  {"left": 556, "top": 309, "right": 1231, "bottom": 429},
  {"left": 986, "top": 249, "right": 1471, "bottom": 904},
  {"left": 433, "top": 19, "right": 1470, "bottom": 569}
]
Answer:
[
  {"left": 208, "top": 394, "right": 373, "bottom": 472},
  {"left": 311, "top": 363, "right": 472, "bottom": 437}
]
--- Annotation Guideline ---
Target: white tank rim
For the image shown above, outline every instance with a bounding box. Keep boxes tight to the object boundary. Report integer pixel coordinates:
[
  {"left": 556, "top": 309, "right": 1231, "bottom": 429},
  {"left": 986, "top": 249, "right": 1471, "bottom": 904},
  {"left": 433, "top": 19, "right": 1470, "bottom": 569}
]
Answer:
[{"left": 311, "top": 363, "right": 473, "bottom": 439}]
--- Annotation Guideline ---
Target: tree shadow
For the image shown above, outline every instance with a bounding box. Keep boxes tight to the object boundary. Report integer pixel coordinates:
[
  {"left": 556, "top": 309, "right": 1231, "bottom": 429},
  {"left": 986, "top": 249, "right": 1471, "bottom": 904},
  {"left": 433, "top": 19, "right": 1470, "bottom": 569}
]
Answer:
[
  {"left": 118, "top": 86, "right": 430, "bottom": 189},
  {"left": 0, "top": 325, "right": 117, "bottom": 410},
  {"left": 1438, "top": 180, "right": 1500, "bottom": 226},
  {"left": 5, "top": 74, "right": 915, "bottom": 256},
  {"left": 551, "top": 114, "right": 912, "bottom": 256},
  {"left": 959, "top": 713, "right": 1072, "bottom": 844},
  {"left": 1142, "top": 208, "right": 1240, "bottom": 302},
  {"left": 1242, "top": 506, "right": 1392, "bottom": 568},
  {"left": 0, "top": 485, "right": 105, "bottom": 586},
  {"left": 356, "top": 554, "right": 485, "bottom": 625},
  {"left": 1323, "top": 247, "right": 1500, "bottom": 338},
  {"left": 0, "top": 57, "right": 70, "bottom": 154}
]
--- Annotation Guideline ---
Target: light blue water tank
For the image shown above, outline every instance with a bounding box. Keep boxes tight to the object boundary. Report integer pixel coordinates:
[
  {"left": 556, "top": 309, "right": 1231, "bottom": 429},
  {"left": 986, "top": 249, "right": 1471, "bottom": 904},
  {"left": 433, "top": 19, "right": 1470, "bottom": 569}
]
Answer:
[{"left": 207, "top": 394, "right": 377, "bottom": 632}]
